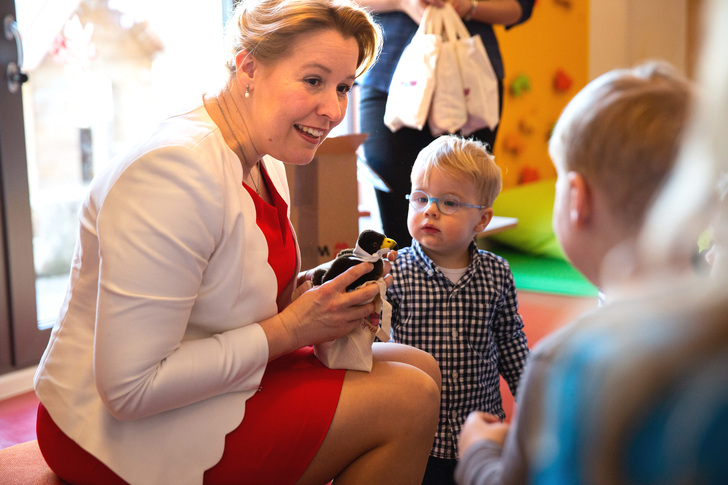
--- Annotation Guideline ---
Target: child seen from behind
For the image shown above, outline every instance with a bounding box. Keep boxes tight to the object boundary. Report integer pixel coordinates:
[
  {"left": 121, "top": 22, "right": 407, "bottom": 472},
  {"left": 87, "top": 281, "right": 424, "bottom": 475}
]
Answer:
[{"left": 455, "top": 61, "right": 694, "bottom": 485}]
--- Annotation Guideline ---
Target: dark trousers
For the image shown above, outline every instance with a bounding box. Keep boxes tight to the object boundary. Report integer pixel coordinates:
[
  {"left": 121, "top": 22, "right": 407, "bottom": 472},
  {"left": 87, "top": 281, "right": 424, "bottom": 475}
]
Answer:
[
  {"left": 358, "top": 84, "right": 502, "bottom": 248},
  {"left": 422, "top": 455, "right": 458, "bottom": 485}
]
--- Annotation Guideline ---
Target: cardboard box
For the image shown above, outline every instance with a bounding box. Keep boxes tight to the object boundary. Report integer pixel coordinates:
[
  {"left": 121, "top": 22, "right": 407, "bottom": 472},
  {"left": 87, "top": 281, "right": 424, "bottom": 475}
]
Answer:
[{"left": 286, "top": 134, "right": 367, "bottom": 271}]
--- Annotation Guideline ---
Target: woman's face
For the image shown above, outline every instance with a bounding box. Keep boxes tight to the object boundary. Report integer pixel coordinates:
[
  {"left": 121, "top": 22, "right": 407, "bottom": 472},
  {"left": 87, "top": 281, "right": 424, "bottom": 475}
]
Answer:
[{"left": 247, "top": 29, "right": 359, "bottom": 165}]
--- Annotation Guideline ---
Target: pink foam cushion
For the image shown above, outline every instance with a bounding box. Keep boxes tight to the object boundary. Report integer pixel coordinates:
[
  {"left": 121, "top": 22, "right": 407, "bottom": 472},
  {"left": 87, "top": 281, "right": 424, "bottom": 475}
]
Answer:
[
  {"left": 490, "top": 179, "right": 566, "bottom": 260},
  {"left": 0, "top": 440, "right": 62, "bottom": 484}
]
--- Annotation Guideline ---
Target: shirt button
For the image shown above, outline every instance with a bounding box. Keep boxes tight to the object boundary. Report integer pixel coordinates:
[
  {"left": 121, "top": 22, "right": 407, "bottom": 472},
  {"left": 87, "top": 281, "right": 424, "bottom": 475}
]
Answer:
[
  {"left": 451, "top": 410, "right": 458, "bottom": 419},
  {"left": 451, "top": 330, "right": 459, "bottom": 338},
  {"left": 452, "top": 370, "right": 459, "bottom": 379}
]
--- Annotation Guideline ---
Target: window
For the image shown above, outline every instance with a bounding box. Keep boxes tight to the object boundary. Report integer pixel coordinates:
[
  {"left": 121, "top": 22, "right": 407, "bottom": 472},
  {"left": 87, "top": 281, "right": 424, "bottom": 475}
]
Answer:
[{"left": 0, "top": 0, "right": 226, "bottom": 373}]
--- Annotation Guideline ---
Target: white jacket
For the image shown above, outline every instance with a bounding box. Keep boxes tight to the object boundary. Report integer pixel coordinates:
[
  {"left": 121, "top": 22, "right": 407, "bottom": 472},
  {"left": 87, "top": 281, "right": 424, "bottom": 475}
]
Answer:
[{"left": 35, "top": 105, "right": 299, "bottom": 484}]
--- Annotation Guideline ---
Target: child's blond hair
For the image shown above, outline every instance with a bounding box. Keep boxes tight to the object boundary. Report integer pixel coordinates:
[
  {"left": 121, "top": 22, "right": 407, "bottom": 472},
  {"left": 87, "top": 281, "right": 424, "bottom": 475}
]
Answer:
[
  {"left": 411, "top": 135, "right": 502, "bottom": 208},
  {"left": 549, "top": 61, "right": 692, "bottom": 231}
]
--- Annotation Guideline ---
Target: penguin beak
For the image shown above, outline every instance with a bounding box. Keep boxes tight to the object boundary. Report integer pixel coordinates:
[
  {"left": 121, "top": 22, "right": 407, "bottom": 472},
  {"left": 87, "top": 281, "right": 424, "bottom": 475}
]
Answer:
[{"left": 380, "top": 238, "right": 398, "bottom": 251}]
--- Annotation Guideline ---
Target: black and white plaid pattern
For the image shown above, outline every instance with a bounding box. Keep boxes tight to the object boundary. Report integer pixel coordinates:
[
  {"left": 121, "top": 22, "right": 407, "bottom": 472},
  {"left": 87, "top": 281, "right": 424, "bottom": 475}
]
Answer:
[{"left": 388, "top": 240, "right": 530, "bottom": 459}]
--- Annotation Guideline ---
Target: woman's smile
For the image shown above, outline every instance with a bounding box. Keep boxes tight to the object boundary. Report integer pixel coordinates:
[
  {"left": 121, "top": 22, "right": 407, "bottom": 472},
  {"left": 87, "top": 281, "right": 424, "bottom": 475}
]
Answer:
[{"left": 295, "top": 123, "right": 326, "bottom": 143}]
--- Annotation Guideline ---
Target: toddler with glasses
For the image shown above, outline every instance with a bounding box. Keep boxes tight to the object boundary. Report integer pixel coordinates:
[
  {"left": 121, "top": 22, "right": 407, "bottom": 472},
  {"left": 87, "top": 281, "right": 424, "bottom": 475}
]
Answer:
[{"left": 387, "top": 134, "right": 530, "bottom": 485}]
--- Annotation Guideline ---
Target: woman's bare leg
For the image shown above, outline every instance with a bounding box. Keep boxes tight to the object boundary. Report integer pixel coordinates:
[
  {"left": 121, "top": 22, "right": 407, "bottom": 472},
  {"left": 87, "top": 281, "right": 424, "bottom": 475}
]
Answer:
[
  {"left": 296, "top": 347, "right": 440, "bottom": 485},
  {"left": 371, "top": 342, "right": 442, "bottom": 390}
]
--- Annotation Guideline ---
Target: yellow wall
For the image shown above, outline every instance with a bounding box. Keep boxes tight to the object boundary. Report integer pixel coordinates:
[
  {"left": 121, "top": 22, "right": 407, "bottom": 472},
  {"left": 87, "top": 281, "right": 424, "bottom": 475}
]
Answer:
[{"left": 493, "top": 0, "right": 589, "bottom": 188}]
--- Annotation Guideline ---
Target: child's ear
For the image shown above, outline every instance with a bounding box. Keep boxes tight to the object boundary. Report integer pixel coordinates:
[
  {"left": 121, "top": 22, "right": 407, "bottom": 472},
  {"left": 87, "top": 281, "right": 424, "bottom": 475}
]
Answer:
[
  {"left": 475, "top": 207, "right": 494, "bottom": 233},
  {"left": 567, "top": 171, "right": 592, "bottom": 228}
]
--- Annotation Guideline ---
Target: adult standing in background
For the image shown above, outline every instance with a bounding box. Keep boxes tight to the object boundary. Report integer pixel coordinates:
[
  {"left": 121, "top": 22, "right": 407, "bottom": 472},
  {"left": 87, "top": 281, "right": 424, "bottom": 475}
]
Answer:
[{"left": 356, "top": 0, "right": 534, "bottom": 247}]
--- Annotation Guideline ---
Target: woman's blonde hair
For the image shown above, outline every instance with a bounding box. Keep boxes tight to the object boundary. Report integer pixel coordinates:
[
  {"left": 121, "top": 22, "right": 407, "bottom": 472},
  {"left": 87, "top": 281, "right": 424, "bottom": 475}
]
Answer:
[
  {"left": 225, "top": 0, "right": 382, "bottom": 77},
  {"left": 411, "top": 135, "right": 502, "bottom": 208}
]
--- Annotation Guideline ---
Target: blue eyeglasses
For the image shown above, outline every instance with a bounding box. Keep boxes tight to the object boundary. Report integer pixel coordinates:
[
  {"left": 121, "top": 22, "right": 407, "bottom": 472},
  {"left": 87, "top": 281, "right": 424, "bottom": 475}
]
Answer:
[{"left": 406, "top": 190, "right": 488, "bottom": 215}]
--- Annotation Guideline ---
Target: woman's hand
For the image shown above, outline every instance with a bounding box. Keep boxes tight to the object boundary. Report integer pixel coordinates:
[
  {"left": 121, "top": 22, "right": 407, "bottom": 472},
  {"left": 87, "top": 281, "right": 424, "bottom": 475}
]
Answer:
[
  {"left": 458, "top": 411, "right": 510, "bottom": 456},
  {"left": 450, "top": 0, "right": 472, "bottom": 19},
  {"left": 261, "top": 262, "right": 383, "bottom": 360},
  {"left": 400, "top": 0, "right": 445, "bottom": 23}
]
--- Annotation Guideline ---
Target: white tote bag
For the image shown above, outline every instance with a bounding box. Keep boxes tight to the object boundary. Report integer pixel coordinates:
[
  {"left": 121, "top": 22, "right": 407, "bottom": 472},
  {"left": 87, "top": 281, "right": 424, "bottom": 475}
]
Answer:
[
  {"left": 440, "top": 4, "right": 500, "bottom": 136},
  {"left": 428, "top": 5, "right": 468, "bottom": 136},
  {"left": 384, "top": 6, "right": 441, "bottom": 132}
]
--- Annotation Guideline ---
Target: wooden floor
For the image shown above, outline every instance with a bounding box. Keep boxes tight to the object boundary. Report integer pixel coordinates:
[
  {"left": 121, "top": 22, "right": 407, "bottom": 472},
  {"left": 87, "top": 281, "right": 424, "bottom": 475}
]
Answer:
[
  {"left": 500, "top": 291, "right": 597, "bottom": 421},
  {"left": 0, "top": 290, "right": 597, "bottom": 449},
  {"left": 0, "top": 390, "right": 39, "bottom": 450}
]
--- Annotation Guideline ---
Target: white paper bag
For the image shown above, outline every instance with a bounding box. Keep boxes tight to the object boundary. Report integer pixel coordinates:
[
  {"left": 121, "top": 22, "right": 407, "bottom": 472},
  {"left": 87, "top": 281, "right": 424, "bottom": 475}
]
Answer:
[
  {"left": 428, "top": 6, "right": 468, "bottom": 136},
  {"left": 314, "top": 279, "right": 391, "bottom": 372},
  {"left": 384, "top": 6, "right": 441, "bottom": 132},
  {"left": 440, "top": 4, "right": 500, "bottom": 135}
]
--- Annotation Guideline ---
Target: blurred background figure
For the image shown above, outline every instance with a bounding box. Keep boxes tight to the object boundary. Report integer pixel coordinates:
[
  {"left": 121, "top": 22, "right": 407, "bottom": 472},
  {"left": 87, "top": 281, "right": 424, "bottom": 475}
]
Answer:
[
  {"left": 530, "top": 0, "right": 728, "bottom": 483},
  {"left": 355, "top": 0, "right": 534, "bottom": 247}
]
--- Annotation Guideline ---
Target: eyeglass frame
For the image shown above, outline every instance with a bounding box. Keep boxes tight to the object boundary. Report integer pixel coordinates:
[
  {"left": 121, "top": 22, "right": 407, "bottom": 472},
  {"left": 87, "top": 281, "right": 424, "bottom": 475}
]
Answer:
[{"left": 405, "top": 190, "right": 489, "bottom": 215}]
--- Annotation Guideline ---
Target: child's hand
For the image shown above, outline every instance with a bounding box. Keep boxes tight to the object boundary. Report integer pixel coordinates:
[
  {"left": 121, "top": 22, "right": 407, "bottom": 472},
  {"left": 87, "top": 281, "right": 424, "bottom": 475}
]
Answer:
[
  {"left": 382, "top": 249, "right": 398, "bottom": 288},
  {"left": 458, "top": 411, "right": 510, "bottom": 456}
]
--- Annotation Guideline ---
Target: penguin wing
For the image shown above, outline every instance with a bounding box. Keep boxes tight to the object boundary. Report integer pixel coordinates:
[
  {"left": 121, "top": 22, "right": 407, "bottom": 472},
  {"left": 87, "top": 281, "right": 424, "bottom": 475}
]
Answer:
[
  {"left": 346, "top": 259, "right": 383, "bottom": 291},
  {"left": 322, "top": 256, "right": 362, "bottom": 284}
]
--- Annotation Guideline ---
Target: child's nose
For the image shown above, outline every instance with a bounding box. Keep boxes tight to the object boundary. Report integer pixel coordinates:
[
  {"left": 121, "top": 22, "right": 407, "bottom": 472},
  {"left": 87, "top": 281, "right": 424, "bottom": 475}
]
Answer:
[{"left": 423, "top": 200, "right": 440, "bottom": 216}]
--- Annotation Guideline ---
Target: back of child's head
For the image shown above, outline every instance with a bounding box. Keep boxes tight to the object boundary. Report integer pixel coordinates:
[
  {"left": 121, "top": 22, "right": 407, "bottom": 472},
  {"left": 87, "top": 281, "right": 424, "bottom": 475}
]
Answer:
[
  {"left": 549, "top": 61, "right": 693, "bottom": 231},
  {"left": 411, "top": 135, "right": 502, "bottom": 207}
]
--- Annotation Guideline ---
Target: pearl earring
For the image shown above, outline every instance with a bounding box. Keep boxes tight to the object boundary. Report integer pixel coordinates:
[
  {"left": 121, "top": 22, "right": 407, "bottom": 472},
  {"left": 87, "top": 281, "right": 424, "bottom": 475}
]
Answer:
[{"left": 245, "top": 85, "right": 250, "bottom": 98}]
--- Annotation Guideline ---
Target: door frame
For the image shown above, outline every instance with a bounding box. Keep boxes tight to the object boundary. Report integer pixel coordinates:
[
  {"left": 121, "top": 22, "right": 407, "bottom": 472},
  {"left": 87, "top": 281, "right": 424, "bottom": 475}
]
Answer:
[{"left": 0, "top": 0, "right": 50, "bottom": 374}]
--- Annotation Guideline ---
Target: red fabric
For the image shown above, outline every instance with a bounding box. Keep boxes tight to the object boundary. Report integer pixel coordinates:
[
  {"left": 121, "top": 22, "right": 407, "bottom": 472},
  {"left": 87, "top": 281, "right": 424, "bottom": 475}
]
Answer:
[
  {"left": 245, "top": 166, "right": 297, "bottom": 309},
  {"left": 37, "top": 348, "right": 344, "bottom": 485},
  {"left": 37, "top": 403, "right": 128, "bottom": 485},
  {"left": 36, "top": 168, "right": 343, "bottom": 484},
  {"left": 204, "top": 347, "right": 345, "bottom": 484}
]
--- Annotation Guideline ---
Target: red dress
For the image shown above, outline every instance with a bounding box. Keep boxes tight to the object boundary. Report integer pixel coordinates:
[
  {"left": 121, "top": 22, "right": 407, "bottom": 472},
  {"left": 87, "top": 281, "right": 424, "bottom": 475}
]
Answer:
[{"left": 37, "top": 170, "right": 346, "bottom": 485}]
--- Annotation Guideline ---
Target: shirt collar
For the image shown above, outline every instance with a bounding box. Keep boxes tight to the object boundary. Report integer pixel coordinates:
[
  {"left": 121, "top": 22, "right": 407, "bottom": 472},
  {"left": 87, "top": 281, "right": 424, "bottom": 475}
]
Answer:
[{"left": 410, "top": 239, "right": 481, "bottom": 275}]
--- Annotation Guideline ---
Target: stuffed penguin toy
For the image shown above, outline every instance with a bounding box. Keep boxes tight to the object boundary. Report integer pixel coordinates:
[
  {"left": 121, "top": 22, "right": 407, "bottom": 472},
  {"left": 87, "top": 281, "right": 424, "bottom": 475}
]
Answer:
[{"left": 312, "top": 230, "right": 398, "bottom": 291}]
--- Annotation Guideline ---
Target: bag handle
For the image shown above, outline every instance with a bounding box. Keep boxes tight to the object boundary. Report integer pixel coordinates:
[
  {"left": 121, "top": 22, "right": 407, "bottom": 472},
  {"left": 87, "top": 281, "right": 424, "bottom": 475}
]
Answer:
[
  {"left": 419, "top": 6, "right": 433, "bottom": 35},
  {"left": 409, "top": 6, "right": 430, "bottom": 39},
  {"left": 422, "top": 5, "right": 444, "bottom": 36},
  {"left": 440, "top": 3, "right": 470, "bottom": 40}
]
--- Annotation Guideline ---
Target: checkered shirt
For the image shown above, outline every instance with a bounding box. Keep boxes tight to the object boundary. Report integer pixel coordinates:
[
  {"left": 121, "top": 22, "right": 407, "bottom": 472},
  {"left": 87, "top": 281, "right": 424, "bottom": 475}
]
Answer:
[{"left": 388, "top": 240, "right": 530, "bottom": 459}]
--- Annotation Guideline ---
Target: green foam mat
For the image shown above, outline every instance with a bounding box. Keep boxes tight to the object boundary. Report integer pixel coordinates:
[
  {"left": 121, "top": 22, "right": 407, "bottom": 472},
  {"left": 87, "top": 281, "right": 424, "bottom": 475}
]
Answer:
[{"left": 487, "top": 246, "right": 598, "bottom": 297}]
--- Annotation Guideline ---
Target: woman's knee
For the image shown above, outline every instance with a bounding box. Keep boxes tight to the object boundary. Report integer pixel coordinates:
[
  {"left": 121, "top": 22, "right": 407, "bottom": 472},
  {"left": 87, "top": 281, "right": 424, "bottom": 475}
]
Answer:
[
  {"left": 402, "top": 363, "right": 440, "bottom": 410},
  {"left": 373, "top": 342, "right": 442, "bottom": 390},
  {"left": 335, "top": 362, "right": 439, "bottom": 446},
  {"left": 375, "top": 361, "right": 440, "bottom": 431}
]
